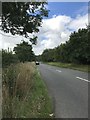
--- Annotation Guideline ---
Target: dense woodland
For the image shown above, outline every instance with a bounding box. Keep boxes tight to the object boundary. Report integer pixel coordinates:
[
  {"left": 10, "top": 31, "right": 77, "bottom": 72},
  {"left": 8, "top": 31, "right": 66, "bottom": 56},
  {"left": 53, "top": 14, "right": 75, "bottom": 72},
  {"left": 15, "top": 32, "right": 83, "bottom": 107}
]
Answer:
[{"left": 41, "top": 26, "right": 90, "bottom": 64}]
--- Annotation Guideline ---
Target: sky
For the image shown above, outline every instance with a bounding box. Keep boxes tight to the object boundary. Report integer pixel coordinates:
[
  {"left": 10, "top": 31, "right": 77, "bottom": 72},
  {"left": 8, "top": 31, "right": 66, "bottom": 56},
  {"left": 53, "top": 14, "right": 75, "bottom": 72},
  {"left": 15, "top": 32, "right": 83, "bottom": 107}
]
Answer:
[
  {"left": 48, "top": 2, "right": 88, "bottom": 18},
  {"left": 0, "top": 2, "right": 88, "bottom": 55}
]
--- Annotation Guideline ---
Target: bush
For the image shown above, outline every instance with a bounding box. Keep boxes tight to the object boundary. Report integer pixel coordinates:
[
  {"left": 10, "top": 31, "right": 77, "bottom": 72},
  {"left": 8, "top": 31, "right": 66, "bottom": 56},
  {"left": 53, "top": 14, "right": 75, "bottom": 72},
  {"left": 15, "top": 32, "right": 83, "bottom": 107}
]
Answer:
[{"left": 2, "top": 49, "right": 18, "bottom": 68}]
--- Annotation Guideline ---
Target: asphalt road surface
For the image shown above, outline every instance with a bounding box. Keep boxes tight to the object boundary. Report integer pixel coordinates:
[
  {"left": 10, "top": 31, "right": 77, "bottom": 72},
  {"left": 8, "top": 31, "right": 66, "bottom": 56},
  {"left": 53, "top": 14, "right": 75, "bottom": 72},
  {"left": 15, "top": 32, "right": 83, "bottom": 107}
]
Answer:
[{"left": 38, "top": 63, "right": 88, "bottom": 118}]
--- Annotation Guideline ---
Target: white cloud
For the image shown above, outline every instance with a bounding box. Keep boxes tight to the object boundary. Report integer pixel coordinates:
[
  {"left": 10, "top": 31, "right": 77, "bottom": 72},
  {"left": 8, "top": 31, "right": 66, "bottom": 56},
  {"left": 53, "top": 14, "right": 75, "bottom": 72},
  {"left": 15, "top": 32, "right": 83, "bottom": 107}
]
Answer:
[
  {"left": 33, "top": 14, "right": 88, "bottom": 55},
  {"left": 0, "top": 31, "right": 33, "bottom": 51},
  {"left": 0, "top": 13, "right": 88, "bottom": 55},
  {"left": 69, "top": 14, "right": 88, "bottom": 31}
]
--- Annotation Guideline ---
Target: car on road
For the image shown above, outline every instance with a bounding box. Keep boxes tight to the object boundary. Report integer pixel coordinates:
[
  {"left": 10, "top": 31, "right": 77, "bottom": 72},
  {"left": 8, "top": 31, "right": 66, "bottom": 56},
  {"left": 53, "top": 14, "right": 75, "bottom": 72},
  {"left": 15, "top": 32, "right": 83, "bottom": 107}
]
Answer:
[{"left": 35, "top": 61, "right": 39, "bottom": 65}]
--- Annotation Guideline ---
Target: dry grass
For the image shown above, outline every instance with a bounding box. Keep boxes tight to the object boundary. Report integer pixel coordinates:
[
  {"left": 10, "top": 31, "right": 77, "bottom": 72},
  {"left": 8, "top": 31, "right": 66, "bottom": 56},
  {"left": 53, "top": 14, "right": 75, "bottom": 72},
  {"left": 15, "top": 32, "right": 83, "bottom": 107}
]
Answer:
[
  {"left": 2, "top": 62, "right": 35, "bottom": 118},
  {"left": 14, "top": 62, "right": 35, "bottom": 99},
  {"left": 2, "top": 62, "right": 53, "bottom": 118}
]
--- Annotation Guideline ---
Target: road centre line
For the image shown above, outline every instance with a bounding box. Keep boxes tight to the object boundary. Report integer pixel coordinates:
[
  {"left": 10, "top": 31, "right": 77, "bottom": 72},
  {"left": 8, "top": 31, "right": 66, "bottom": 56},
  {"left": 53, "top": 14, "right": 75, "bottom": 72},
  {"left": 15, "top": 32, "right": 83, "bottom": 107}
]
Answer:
[
  {"left": 76, "top": 76, "right": 90, "bottom": 83},
  {"left": 56, "top": 70, "right": 62, "bottom": 72}
]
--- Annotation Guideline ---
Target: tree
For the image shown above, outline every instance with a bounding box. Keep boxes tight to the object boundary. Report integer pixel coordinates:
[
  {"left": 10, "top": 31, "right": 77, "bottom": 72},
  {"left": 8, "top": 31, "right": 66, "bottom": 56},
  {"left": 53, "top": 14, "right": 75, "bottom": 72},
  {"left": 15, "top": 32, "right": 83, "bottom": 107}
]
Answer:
[
  {"left": 2, "top": 49, "right": 18, "bottom": 67},
  {"left": 1, "top": 2, "right": 49, "bottom": 44},
  {"left": 68, "top": 28, "right": 89, "bottom": 64},
  {"left": 42, "top": 49, "right": 55, "bottom": 62},
  {"left": 14, "top": 41, "right": 35, "bottom": 62},
  {"left": 35, "top": 55, "right": 42, "bottom": 61},
  {"left": 41, "top": 27, "right": 89, "bottom": 64}
]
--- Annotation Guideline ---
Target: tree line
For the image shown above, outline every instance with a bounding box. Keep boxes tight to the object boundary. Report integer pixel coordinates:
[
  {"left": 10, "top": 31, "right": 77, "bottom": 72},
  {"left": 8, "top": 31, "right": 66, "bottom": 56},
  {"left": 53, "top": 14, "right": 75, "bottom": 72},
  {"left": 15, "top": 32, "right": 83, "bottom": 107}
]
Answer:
[
  {"left": 41, "top": 26, "right": 90, "bottom": 64},
  {"left": 2, "top": 41, "right": 36, "bottom": 67}
]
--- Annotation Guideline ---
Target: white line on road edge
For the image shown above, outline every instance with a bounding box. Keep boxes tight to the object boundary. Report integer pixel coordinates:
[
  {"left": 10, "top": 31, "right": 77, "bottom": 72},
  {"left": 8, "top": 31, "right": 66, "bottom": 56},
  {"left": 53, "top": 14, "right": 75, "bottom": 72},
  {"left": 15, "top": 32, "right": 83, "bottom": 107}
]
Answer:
[
  {"left": 56, "top": 70, "right": 62, "bottom": 72},
  {"left": 76, "top": 77, "right": 90, "bottom": 83}
]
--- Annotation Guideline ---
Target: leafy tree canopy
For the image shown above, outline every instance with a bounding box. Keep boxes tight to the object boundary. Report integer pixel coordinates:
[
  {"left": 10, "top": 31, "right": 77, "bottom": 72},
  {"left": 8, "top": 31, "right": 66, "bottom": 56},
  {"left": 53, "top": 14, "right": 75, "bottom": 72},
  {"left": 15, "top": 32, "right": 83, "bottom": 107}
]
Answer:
[
  {"left": 14, "top": 41, "right": 35, "bottom": 62},
  {"left": 1, "top": 1, "right": 49, "bottom": 44},
  {"left": 42, "top": 49, "right": 55, "bottom": 62},
  {"left": 2, "top": 49, "right": 18, "bottom": 67},
  {"left": 41, "top": 27, "right": 90, "bottom": 64}
]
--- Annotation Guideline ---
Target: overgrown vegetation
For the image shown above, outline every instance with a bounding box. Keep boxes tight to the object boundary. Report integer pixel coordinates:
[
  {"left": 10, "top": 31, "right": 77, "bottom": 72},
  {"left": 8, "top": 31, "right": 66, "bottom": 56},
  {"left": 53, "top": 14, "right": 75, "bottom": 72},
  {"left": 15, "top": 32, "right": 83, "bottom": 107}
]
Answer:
[
  {"left": 2, "top": 62, "right": 53, "bottom": 118},
  {"left": 2, "top": 49, "right": 18, "bottom": 68}
]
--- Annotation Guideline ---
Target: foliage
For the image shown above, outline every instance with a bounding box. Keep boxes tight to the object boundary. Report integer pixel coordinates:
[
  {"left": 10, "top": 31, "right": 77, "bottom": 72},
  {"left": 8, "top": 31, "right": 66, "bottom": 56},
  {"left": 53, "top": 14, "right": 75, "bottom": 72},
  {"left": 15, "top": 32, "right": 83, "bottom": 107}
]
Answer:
[
  {"left": 41, "top": 27, "right": 89, "bottom": 64},
  {"left": 2, "top": 2, "right": 49, "bottom": 44},
  {"left": 2, "top": 49, "right": 18, "bottom": 68},
  {"left": 2, "top": 41, "right": 35, "bottom": 67},
  {"left": 66, "top": 28, "right": 89, "bottom": 64},
  {"left": 14, "top": 41, "right": 35, "bottom": 62},
  {"left": 35, "top": 55, "right": 42, "bottom": 61},
  {"left": 42, "top": 49, "right": 55, "bottom": 62}
]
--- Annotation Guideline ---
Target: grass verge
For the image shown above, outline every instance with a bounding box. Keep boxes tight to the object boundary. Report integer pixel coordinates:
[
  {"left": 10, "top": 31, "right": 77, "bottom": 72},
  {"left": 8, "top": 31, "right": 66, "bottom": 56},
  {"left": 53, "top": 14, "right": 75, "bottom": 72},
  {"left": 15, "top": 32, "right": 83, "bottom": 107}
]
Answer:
[
  {"left": 47, "top": 62, "right": 90, "bottom": 72},
  {"left": 2, "top": 62, "right": 53, "bottom": 118}
]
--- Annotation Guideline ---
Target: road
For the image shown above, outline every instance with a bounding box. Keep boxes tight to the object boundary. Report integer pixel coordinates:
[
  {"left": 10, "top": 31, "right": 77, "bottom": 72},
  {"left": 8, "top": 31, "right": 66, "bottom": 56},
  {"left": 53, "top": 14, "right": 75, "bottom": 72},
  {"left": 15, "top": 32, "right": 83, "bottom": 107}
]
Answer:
[{"left": 38, "top": 63, "right": 88, "bottom": 118}]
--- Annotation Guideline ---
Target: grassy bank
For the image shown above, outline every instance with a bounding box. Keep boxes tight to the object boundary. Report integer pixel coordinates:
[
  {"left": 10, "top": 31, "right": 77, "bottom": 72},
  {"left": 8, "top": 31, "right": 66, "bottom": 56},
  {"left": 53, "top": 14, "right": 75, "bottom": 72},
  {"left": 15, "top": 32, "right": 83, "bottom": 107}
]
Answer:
[
  {"left": 2, "top": 62, "right": 53, "bottom": 118},
  {"left": 47, "top": 62, "right": 90, "bottom": 72}
]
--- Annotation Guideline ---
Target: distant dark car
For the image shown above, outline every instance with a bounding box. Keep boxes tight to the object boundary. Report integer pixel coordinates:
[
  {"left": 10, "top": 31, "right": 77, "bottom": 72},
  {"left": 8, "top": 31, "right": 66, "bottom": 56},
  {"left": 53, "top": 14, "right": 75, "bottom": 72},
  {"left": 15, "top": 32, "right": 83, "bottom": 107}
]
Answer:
[{"left": 35, "top": 61, "right": 39, "bottom": 65}]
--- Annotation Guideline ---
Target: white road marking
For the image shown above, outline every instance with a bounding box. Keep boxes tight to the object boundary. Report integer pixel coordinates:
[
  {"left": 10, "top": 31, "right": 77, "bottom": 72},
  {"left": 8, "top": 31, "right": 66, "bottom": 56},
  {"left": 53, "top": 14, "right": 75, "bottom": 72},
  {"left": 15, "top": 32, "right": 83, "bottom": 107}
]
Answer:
[
  {"left": 76, "top": 76, "right": 90, "bottom": 83},
  {"left": 56, "top": 70, "right": 62, "bottom": 72}
]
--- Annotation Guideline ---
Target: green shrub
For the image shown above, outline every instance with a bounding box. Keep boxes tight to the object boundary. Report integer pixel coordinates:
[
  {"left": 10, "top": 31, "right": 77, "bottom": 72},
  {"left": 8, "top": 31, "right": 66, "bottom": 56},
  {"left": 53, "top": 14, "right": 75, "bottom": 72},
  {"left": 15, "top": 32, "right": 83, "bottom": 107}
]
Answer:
[{"left": 2, "top": 49, "right": 18, "bottom": 68}]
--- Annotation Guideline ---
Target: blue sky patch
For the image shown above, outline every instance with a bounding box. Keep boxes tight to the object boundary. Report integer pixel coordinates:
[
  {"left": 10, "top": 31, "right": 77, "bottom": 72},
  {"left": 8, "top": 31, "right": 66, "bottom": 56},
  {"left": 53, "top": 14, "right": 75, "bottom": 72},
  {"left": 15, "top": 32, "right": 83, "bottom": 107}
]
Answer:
[{"left": 47, "top": 2, "right": 88, "bottom": 18}]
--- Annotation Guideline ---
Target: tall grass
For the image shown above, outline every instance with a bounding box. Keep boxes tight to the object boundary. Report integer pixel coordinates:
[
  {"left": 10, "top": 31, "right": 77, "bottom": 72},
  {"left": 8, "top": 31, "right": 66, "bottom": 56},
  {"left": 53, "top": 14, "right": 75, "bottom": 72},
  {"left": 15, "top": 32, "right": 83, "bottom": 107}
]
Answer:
[
  {"left": 2, "top": 62, "right": 35, "bottom": 118},
  {"left": 2, "top": 62, "right": 53, "bottom": 118}
]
